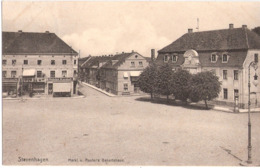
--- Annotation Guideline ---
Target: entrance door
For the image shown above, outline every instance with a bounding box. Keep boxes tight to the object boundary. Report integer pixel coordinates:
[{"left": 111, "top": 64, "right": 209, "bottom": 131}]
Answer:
[
  {"left": 134, "top": 84, "right": 140, "bottom": 93},
  {"left": 48, "top": 83, "right": 53, "bottom": 94}
]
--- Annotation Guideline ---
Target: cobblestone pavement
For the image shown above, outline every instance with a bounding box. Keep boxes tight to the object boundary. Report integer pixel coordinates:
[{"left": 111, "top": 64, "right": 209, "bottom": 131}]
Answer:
[{"left": 2, "top": 84, "right": 260, "bottom": 166}]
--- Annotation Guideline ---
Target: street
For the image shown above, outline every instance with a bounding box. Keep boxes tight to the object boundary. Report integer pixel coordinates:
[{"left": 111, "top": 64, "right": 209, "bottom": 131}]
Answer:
[{"left": 2, "top": 84, "right": 260, "bottom": 166}]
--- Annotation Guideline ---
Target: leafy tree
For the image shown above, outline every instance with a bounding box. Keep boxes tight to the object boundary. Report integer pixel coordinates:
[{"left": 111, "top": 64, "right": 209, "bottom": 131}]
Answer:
[
  {"left": 156, "top": 63, "right": 173, "bottom": 103},
  {"left": 171, "top": 69, "right": 192, "bottom": 102},
  {"left": 252, "top": 27, "right": 260, "bottom": 36},
  {"left": 189, "top": 71, "right": 221, "bottom": 109},
  {"left": 138, "top": 63, "right": 158, "bottom": 100}
]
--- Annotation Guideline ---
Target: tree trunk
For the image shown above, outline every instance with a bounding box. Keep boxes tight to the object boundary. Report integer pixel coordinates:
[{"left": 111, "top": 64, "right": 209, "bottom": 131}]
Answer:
[
  {"left": 151, "top": 92, "right": 153, "bottom": 100},
  {"left": 204, "top": 99, "right": 208, "bottom": 109},
  {"left": 167, "top": 95, "right": 169, "bottom": 103}
]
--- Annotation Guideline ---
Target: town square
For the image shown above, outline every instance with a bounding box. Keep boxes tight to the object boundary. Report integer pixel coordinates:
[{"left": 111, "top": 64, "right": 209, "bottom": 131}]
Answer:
[{"left": 2, "top": 1, "right": 260, "bottom": 166}]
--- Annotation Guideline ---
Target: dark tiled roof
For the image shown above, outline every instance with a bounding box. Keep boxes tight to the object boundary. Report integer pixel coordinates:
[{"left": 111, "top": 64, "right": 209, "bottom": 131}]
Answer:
[
  {"left": 81, "top": 56, "right": 111, "bottom": 68},
  {"left": 2, "top": 31, "right": 78, "bottom": 55},
  {"left": 158, "top": 28, "right": 260, "bottom": 53},
  {"left": 156, "top": 50, "right": 247, "bottom": 68},
  {"left": 101, "top": 52, "right": 134, "bottom": 69},
  {"left": 78, "top": 56, "right": 91, "bottom": 67}
]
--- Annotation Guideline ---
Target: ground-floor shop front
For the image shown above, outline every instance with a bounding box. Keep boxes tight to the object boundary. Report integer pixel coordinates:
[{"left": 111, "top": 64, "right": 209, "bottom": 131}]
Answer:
[{"left": 2, "top": 78, "right": 19, "bottom": 98}]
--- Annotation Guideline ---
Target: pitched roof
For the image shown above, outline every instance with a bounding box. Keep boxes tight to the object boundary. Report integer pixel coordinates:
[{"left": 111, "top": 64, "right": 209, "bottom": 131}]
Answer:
[
  {"left": 81, "top": 56, "right": 111, "bottom": 68},
  {"left": 158, "top": 28, "right": 260, "bottom": 53},
  {"left": 101, "top": 52, "right": 134, "bottom": 69},
  {"left": 78, "top": 56, "right": 91, "bottom": 67},
  {"left": 2, "top": 31, "right": 78, "bottom": 55}
]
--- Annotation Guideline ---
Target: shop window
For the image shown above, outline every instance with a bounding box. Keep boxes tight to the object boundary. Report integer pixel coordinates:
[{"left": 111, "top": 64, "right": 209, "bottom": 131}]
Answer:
[
  {"left": 37, "top": 60, "right": 42, "bottom": 65},
  {"left": 62, "top": 70, "right": 67, "bottom": 77},
  {"left": 139, "top": 61, "right": 143, "bottom": 67},
  {"left": 223, "top": 88, "right": 228, "bottom": 99},
  {"left": 50, "top": 71, "right": 55, "bottom": 78},
  {"left": 62, "top": 60, "right": 67, "bottom": 65},
  {"left": 37, "top": 71, "right": 42, "bottom": 78},
  {"left": 124, "top": 83, "right": 128, "bottom": 91},
  {"left": 234, "top": 70, "right": 239, "bottom": 80},
  {"left": 255, "top": 53, "right": 258, "bottom": 63},
  {"left": 223, "top": 70, "right": 227, "bottom": 80},
  {"left": 12, "top": 60, "right": 16, "bottom": 65},
  {"left": 51, "top": 60, "right": 55, "bottom": 65},
  {"left": 131, "top": 62, "right": 135, "bottom": 67},
  {"left": 24, "top": 60, "right": 28, "bottom": 65},
  {"left": 2, "top": 60, "right": 7, "bottom": 65},
  {"left": 2, "top": 71, "right": 7, "bottom": 78},
  {"left": 11, "top": 71, "right": 16, "bottom": 78}
]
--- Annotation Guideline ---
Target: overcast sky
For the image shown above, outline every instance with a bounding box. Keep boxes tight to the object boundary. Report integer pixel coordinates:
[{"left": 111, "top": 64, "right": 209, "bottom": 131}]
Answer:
[{"left": 2, "top": 1, "right": 260, "bottom": 57}]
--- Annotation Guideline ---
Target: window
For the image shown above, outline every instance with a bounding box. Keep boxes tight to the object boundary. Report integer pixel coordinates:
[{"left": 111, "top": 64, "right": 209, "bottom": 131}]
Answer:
[
  {"left": 222, "top": 54, "right": 228, "bottom": 63},
  {"left": 51, "top": 60, "right": 55, "bottom": 65},
  {"left": 37, "top": 71, "right": 42, "bottom": 78},
  {"left": 62, "top": 60, "right": 67, "bottom": 65},
  {"left": 255, "top": 53, "right": 259, "bottom": 63},
  {"left": 12, "top": 60, "right": 16, "bottom": 65},
  {"left": 223, "top": 88, "right": 228, "bottom": 99},
  {"left": 211, "top": 54, "right": 217, "bottom": 62},
  {"left": 2, "top": 71, "right": 7, "bottom": 78},
  {"left": 24, "top": 60, "right": 28, "bottom": 65},
  {"left": 135, "top": 55, "right": 138, "bottom": 58},
  {"left": 50, "top": 71, "right": 55, "bottom": 78},
  {"left": 74, "top": 60, "right": 77, "bottom": 65},
  {"left": 131, "top": 62, "right": 135, "bottom": 67},
  {"left": 37, "top": 60, "right": 42, "bottom": 65},
  {"left": 73, "top": 70, "right": 77, "bottom": 77},
  {"left": 2, "top": 60, "right": 7, "bottom": 65},
  {"left": 11, "top": 71, "right": 16, "bottom": 78},
  {"left": 139, "top": 61, "right": 143, "bottom": 67},
  {"left": 223, "top": 70, "right": 227, "bottom": 79},
  {"left": 62, "top": 70, "right": 67, "bottom": 77},
  {"left": 172, "top": 55, "right": 178, "bottom": 62},
  {"left": 124, "top": 83, "right": 128, "bottom": 91},
  {"left": 234, "top": 89, "right": 239, "bottom": 100},
  {"left": 164, "top": 55, "right": 168, "bottom": 62},
  {"left": 234, "top": 70, "right": 239, "bottom": 80}
]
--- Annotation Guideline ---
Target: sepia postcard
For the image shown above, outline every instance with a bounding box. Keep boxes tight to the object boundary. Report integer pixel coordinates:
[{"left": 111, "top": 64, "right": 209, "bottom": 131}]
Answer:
[{"left": 2, "top": 1, "right": 260, "bottom": 166}]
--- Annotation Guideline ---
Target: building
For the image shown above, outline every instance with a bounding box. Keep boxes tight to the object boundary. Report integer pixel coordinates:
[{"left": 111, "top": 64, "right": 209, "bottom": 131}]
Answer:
[
  {"left": 156, "top": 24, "right": 260, "bottom": 108},
  {"left": 2, "top": 30, "right": 78, "bottom": 97},
  {"left": 79, "top": 51, "right": 150, "bottom": 95}
]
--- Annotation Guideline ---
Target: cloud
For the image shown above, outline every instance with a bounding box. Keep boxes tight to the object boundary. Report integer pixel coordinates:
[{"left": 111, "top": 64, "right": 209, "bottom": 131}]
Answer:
[{"left": 62, "top": 15, "right": 171, "bottom": 58}]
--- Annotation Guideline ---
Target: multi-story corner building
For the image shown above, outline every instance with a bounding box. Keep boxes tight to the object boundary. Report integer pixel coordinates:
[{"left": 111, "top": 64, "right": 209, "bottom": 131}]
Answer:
[
  {"left": 2, "top": 30, "right": 78, "bottom": 97},
  {"left": 156, "top": 24, "right": 260, "bottom": 108},
  {"left": 100, "top": 52, "right": 150, "bottom": 95}
]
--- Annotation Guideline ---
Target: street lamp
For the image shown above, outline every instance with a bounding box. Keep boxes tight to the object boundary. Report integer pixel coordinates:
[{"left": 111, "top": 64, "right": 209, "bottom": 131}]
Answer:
[{"left": 246, "top": 61, "right": 258, "bottom": 164}]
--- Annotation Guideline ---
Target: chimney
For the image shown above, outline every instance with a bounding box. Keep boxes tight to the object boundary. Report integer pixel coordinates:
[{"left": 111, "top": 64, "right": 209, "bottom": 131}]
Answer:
[
  {"left": 242, "top": 25, "right": 247, "bottom": 29},
  {"left": 151, "top": 49, "right": 155, "bottom": 61},
  {"left": 188, "top": 29, "right": 193, "bottom": 33},
  {"left": 132, "top": 50, "right": 134, "bottom": 53},
  {"left": 229, "top": 23, "right": 234, "bottom": 29},
  {"left": 45, "top": 31, "right": 50, "bottom": 33},
  {"left": 122, "top": 51, "right": 124, "bottom": 54},
  {"left": 18, "top": 30, "right": 22, "bottom": 33}
]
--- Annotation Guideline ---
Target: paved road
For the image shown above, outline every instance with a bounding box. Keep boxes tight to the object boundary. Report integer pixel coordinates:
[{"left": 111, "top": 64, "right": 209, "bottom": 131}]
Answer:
[{"left": 2, "top": 84, "right": 260, "bottom": 166}]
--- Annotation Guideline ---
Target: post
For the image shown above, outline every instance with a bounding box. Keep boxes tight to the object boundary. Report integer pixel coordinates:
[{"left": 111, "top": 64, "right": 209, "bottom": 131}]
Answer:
[{"left": 247, "top": 62, "right": 252, "bottom": 164}]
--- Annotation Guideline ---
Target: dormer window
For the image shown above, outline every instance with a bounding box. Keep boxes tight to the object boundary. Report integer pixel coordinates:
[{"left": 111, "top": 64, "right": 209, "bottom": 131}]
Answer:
[
  {"left": 164, "top": 55, "right": 169, "bottom": 62},
  {"left": 172, "top": 54, "right": 178, "bottom": 63},
  {"left": 211, "top": 53, "right": 218, "bottom": 63},
  {"left": 222, "top": 53, "right": 229, "bottom": 63}
]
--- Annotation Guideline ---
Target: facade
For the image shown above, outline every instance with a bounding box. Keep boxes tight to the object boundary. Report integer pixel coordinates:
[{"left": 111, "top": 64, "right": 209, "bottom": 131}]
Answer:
[
  {"left": 156, "top": 24, "right": 260, "bottom": 108},
  {"left": 2, "top": 31, "right": 78, "bottom": 97},
  {"left": 79, "top": 51, "right": 150, "bottom": 95}
]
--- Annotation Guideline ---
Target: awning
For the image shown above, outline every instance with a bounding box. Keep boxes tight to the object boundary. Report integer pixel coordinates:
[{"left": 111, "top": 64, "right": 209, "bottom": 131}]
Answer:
[
  {"left": 130, "top": 71, "right": 141, "bottom": 77},
  {"left": 53, "top": 83, "right": 71, "bottom": 92},
  {"left": 123, "top": 72, "right": 128, "bottom": 78},
  {"left": 23, "top": 69, "right": 36, "bottom": 76}
]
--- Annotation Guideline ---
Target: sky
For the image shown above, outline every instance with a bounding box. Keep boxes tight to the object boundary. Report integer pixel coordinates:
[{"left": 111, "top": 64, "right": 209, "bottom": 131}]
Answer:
[{"left": 2, "top": 1, "right": 260, "bottom": 58}]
